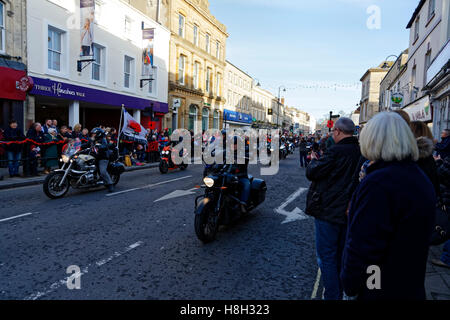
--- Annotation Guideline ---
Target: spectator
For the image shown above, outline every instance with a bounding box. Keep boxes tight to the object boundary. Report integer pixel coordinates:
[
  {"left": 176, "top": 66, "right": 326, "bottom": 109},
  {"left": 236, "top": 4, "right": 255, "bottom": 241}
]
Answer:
[
  {"left": 59, "top": 126, "right": 71, "bottom": 140},
  {"left": 42, "top": 119, "right": 53, "bottom": 134},
  {"left": 27, "top": 122, "right": 45, "bottom": 176},
  {"left": 299, "top": 137, "right": 308, "bottom": 168},
  {"left": 80, "top": 128, "right": 89, "bottom": 142},
  {"left": 52, "top": 119, "right": 59, "bottom": 133},
  {"left": 326, "top": 132, "right": 335, "bottom": 149},
  {"left": 435, "top": 129, "right": 450, "bottom": 160},
  {"left": 4, "top": 120, "right": 25, "bottom": 177},
  {"left": 410, "top": 121, "right": 440, "bottom": 194},
  {"left": 305, "top": 117, "right": 361, "bottom": 300},
  {"left": 341, "top": 112, "right": 436, "bottom": 300},
  {"left": 72, "top": 124, "right": 82, "bottom": 139},
  {"left": 43, "top": 128, "right": 60, "bottom": 174}
]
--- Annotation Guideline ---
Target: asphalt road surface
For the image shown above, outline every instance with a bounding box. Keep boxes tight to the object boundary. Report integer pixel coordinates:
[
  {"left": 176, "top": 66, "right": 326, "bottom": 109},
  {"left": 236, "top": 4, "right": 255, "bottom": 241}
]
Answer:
[{"left": 0, "top": 151, "right": 323, "bottom": 300}]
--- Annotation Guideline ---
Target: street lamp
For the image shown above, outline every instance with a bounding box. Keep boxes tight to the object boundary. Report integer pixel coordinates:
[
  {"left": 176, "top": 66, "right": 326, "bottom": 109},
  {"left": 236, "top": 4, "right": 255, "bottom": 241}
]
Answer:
[
  {"left": 278, "top": 85, "right": 286, "bottom": 129},
  {"left": 382, "top": 55, "right": 398, "bottom": 68}
]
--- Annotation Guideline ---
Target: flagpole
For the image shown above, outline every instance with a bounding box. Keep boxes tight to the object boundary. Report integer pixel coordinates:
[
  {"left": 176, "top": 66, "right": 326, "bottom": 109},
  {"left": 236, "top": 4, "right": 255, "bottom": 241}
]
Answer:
[{"left": 117, "top": 105, "right": 124, "bottom": 148}]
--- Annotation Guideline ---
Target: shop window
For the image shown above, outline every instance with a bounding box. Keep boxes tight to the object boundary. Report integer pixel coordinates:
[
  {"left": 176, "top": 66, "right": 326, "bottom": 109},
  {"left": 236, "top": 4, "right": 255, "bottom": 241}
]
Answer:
[
  {"left": 48, "top": 27, "right": 63, "bottom": 72},
  {"left": 92, "top": 44, "right": 104, "bottom": 82},
  {"left": 213, "top": 110, "right": 219, "bottom": 129},
  {"left": 149, "top": 66, "right": 157, "bottom": 96},
  {"left": 0, "top": 1, "right": 4, "bottom": 53},
  {"left": 124, "top": 55, "right": 134, "bottom": 89},
  {"left": 202, "top": 108, "right": 209, "bottom": 131}
]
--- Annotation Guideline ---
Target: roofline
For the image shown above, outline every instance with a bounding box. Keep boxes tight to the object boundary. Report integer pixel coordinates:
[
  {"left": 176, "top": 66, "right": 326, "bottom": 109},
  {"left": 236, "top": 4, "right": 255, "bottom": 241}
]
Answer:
[
  {"left": 406, "top": 0, "right": 426, "bottom": 29},
  {"left": 225, "top": 60, "right": 253, "bottom": 79}
]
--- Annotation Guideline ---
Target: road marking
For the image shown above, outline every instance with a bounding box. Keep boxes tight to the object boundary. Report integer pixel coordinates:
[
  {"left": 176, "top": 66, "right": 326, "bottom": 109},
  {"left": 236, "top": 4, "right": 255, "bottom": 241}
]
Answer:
[
  {"left": 0, "top": 212, "right": 34, "bottom": 223},
  {"left": 24, "top": 241, "right": 143, "bottom": 300},
  {"left": 154, "top": 187, "right": 199, "bottom": 202},
  {"left": 106, "top": 175, "right": 193, "bottom": 197},
  {"left": 311, "top": 268, "right": 321, "bottom": 299},
  {"left": 274, "top": 187, "right": 308, "bottom": 224}
]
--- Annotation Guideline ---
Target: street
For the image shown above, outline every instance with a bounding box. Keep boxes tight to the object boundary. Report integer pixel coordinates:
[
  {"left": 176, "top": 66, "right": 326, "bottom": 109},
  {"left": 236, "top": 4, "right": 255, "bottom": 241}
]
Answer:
[{"left": 0, "top": 152, "right": 322, "bottom": 300}]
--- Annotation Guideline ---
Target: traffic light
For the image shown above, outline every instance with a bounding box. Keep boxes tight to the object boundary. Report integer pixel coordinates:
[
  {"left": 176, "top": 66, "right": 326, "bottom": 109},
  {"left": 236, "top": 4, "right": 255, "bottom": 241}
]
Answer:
[{"left": 268, "top": 108, "right": 273, "bottom": 115}]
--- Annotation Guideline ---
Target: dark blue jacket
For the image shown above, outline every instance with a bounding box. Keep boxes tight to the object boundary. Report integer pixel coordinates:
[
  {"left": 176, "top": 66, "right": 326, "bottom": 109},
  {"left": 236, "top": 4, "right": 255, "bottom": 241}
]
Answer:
[
  {"left": 435, "top": 136, "right": 450, "bottom": 159},
  {"left": 341, "top": 160, "right": 436, "bottom": 300}
]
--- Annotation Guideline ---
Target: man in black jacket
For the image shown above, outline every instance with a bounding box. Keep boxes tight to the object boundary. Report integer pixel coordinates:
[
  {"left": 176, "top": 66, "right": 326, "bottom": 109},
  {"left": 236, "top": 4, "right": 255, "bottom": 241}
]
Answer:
[
  {"left": 305, "top": 117, "right": 361, "bottom": 300},
  {"left": 435, "top": 129, "right": 450, "bottom": 160}
]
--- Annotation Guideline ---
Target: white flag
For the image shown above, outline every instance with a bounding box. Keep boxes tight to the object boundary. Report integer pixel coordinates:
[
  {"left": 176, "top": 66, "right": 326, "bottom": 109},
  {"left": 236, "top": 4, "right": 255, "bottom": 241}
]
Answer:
[{"left": 120, "top": 109, "right": 148, "bottom": 144}]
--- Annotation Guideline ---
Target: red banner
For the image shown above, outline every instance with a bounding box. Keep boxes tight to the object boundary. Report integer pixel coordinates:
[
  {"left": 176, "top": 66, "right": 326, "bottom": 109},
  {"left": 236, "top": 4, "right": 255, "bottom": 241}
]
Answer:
[{"left": 0, "top": 67, "right": 28, "bottom": 101}]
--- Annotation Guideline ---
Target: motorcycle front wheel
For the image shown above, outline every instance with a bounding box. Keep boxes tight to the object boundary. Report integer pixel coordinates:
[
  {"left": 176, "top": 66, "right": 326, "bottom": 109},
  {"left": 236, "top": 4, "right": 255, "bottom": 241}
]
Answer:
[
  {"left": 43, "top": 171, "right": 70, "bottom": 199},
  {"left": 195, "top": 202, "right": 218, "bottom": 243},
  {"left": 159, "top": 160, "right": 169, "bottom": 174}
]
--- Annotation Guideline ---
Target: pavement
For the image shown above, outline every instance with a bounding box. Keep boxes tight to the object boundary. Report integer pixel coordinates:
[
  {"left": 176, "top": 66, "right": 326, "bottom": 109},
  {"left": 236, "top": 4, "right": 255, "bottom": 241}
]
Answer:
[{"left": 0, "top": 151, "right": 448, "bottom": 300}]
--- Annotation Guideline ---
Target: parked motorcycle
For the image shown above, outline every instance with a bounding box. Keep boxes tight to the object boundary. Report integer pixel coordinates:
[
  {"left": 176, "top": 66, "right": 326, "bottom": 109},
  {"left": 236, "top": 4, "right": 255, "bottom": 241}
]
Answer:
[
  {"left": 159, "top": 143, "right": 189, "bottom": 174},
  {"left": 43, "top": 140, "right": 124, "bottom": 199},
  {"left": 194, "top": 163, "right": 267, "bottom": 243}
]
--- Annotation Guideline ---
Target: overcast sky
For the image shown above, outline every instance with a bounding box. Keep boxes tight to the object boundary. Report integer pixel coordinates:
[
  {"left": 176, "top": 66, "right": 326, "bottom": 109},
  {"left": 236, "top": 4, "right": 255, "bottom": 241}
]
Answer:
[{"left": 209, "top": 0, "right": 419, "bottom": 121}]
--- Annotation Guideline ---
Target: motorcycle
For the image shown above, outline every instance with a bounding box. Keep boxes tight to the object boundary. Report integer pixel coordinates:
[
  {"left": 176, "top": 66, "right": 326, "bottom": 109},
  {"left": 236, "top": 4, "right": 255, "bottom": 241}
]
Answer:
[
  {"left": 287, "top": 141, "right": 295, "bottom": 154},
  {"left": 194, "top": 163, "right": 267, "bottom": 243},
  {"left": 43, "top": 140, "right": 124, "bottom": 199},
  {"left": 159, "top": 143, "right": 189, "bottom": 174},
  {"left": 279, "top": 142, "right": 287, "bottom": 159}
]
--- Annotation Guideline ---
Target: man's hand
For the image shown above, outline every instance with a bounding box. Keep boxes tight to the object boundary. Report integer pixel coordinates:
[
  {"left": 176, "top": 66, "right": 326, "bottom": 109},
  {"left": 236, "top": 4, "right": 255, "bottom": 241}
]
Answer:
[
  {"left": 311, "top": 151, "right": 318, "bottom": 160},
  {"left": 434, "top": 154, "right": 442, "bottom": 161}
]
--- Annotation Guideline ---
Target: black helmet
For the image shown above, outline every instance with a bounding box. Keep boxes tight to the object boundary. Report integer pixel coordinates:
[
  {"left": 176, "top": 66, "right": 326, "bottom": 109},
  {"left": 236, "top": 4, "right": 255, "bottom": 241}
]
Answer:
[{"left": 91, "top": 127, "right": 106, "bottom": 140}]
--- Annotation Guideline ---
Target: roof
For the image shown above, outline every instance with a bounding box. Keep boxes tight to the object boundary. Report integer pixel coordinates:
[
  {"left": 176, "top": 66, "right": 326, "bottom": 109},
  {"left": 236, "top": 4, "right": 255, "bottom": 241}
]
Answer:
[
  {"left": 360, "top": 61, "right": 393, "bottom": 81},
  {"left": 406, "top": 0, "right": 426, "bottom": 29}
]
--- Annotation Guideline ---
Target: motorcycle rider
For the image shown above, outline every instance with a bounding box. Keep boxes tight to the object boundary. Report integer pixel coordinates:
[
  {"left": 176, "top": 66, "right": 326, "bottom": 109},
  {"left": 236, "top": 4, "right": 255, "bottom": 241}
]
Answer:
[
  {"left": 90, "top": 128, "right": 115, "bottom": 193},
  {"left": 230, "top": 135, "right": 251, "bottom": 214}
]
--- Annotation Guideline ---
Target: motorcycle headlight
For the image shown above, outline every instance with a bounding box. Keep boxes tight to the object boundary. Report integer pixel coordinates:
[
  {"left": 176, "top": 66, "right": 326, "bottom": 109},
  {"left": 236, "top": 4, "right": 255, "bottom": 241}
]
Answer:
[
  {"left": 62, "top": 155, "right": 70, "bottom": 163},
  {"left": 270, "top": 149, "right": 274, "bottom": 152},
  {"left": 203, "top": 177, "right": 215, "bottom": 188}
]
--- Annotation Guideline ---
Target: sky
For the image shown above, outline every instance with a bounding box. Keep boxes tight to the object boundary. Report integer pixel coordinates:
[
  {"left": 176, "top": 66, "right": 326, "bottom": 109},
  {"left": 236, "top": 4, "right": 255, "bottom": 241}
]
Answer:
[{"left": 209, "top": 0, "right": 419, "bottom": 122}]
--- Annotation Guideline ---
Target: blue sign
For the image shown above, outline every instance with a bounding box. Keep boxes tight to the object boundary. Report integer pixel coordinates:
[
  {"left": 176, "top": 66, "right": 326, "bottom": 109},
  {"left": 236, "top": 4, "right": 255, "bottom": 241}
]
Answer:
[{"left": 223, "top": 109, "right": 252, "bottom": 124}]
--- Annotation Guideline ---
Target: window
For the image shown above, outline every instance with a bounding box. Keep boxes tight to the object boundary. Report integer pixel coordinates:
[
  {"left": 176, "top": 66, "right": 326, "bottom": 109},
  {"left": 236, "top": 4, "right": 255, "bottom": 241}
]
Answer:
[
  {"left": 178, "top": 55, "right": 185, "bottom": 85},
  {"left": 216, "top": 73, "right": 221, "bottom": 96},
  {"left": 202, "top": 108, "right": 209, "bottom": 131},
  {"left": 414, "top": 16, "right": 420, "bottom": 42},
  {"left": 428, "top": 0, "right": 435, "bottom": 21},
  {"left": 189, "top": 105, "right": 197, "bottom": 131},
  {"left": 178, "top": 14, "right": 185, "bottom": 38},
  {"left": 124, "top": 16, "right": 132, "bottom": 36},
  {"left": 92, "top": 44, "right": 104, "bottom": 81},
  {"left": 0, "top": 1, "right": 4, "bottom": 53},
  {"left": 411, "top": 65, "right": 417, "bottom": 101},
  {"left": 124, "top": 56, "right": 134, "bottom": 88},
  {"left": 213, "top": 110, "right": 219, "bottom": 129},
  {"left": 48, "top": 27, "right": 63, "bottom": 71},
  {"left": 424, "top": 48, "right": 432, "bottom": 86},
  {"left": 216, "top": 41, "right": 220, "bottom": 59},
  {"left": 205, "top": 33, "right": 210, "bottom": 53},
  {"left": 193, "top": 62, "right": 200, "bottom": 89},
  {"left": 193, "top": 25, "right": 198, "bottom": 46},
  {"left": 206, "top": 68, "right": 211, "bottom": 93},
  {"left": 149, "top": 66, "right": 157, "bottom": 96}
]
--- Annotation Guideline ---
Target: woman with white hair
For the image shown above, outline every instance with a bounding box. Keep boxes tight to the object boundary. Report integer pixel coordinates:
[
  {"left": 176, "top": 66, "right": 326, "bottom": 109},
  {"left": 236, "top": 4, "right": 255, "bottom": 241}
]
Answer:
[{"left": 340, "top": 112, "right": 436, "bottom": 300}]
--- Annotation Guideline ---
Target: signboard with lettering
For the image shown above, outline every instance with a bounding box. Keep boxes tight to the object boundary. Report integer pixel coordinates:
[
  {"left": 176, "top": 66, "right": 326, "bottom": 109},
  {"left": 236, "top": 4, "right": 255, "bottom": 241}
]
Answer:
[{"left": 403, "top": 95, "right": 432, "bottom": 122}]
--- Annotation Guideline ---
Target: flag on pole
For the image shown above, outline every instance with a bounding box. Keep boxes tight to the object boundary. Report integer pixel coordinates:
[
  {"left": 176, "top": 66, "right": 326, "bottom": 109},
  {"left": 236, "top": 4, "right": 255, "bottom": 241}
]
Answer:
[{"left": 120, "top": 108, "right": 148, "bottom": 145}]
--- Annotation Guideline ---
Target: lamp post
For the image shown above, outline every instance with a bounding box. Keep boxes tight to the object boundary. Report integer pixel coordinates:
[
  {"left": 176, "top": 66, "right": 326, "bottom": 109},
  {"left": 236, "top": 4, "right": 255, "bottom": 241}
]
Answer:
[
  {"left": 382, "top": 55, "right": 398, "bottom": 68},
  {"left": 278, "top": 85, "right": 286, "bottom": 129}
]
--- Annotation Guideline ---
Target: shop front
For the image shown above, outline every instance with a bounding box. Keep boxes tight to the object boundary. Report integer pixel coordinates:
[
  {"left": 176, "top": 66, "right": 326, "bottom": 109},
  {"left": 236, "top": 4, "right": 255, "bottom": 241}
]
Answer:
[
  {"left": 29, "top": 77, "right": 168, "bottom": 131},
  {"left": 223, "top": 109, "right": 252, "bottom": 131},
  {"left": 402, "top": 95, "right": 432, "bottom": 124},
  {"left": 0, "top": 61, "right": 31, "bottom": 132}
]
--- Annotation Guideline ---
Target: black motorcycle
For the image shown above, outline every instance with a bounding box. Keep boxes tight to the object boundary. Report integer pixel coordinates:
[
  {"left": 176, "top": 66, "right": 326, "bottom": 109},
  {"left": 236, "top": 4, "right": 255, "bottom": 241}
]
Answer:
[
  {"left": 194, "top": 164, "right": 267, "bottom": 243},
  {"left": 43, "top": 140, "right": 124, "bottom": 199}
]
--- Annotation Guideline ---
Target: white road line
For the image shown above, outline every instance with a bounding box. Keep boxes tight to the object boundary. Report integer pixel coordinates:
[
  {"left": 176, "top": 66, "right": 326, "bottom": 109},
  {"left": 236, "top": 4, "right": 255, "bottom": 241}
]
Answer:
[
  {"left": 24, "top": 241, "right": 143, "bottom": 300},
  {"left": 106, "top": 175, "right": 193, "bottom": 197},
  {"left": 0, "top": 212, "right": 34, "bottom": 223},
  {"left": 310, "top": 268, "right": 321, "bottom": 299}
]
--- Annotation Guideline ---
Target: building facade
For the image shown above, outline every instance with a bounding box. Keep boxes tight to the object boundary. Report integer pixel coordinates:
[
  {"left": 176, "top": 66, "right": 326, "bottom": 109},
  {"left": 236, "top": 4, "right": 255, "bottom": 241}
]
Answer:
[
  {"left": 0, "top": 0, "right": 28, "bottom": 132},
  {"left": 252, "top": 85, "right": 278, "bottom": 128},
  {"left": 167, "top": 0, "right": 228, "bottom": 134},
  {"left": 379, "top": 50, "right": 409, "bottom": 112},
  {"left": 26, "top": 0, "right": 170, "bottom": 131},
  {"left": 359, "top": 61, "right": 392, "bottom": 125}
]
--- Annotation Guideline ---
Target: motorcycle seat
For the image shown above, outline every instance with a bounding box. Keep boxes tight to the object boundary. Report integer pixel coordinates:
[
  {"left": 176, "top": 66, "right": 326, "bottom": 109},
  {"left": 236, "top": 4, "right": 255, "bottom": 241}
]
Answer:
[{"left": 247, "top": 174, "right": 254, "bottom": 182}]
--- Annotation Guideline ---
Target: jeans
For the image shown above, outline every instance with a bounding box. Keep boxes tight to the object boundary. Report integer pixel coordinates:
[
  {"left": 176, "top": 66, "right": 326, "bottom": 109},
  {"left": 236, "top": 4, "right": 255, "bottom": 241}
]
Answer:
[
  {"left": 300, "top": 151, "right": 307, "bottom": 167},
  {"left": 315, "top": 218, "right": 347, "bottom": 300},
  {"left": 239, "top": 177, "right": 251, "bottom": 203},
  {"left": 7, "top": 151, "right": 21, "bottom": 176},
  {"left": 442, "top": 240, "right": 450, "bottom": 265},
  {"left": 98, "top": 160, "right": 113, "bottom": 185}
]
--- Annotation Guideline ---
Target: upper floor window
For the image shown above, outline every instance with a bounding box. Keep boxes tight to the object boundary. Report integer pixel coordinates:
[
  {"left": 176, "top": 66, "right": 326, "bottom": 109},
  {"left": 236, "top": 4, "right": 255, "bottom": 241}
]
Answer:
[
  {"left": 124, "top": 16, "right": 132, "bottom": 37},
  {"left": 92, "top": 44, "right": 104, "bottom": 82},
  {"left": 124, "top": 56, "right": 134, "bottom": 89},
  {"left": 428, "top": 0, "right": 435, "bottom": 21},
  {"left": 216, "top": 73, "right": 221, "bottom": 96},
  {"left": 414, "top": 16, "right": 420, "bottom": 42},
  {"left": 178, "top": 14, "right": 185, "bottom": 38},
  {"left": 178, "top": 55, "right": 186, "bottom": 85},
  {"left": 48, "top": 27, "right": 64, "bottom": 72},
  {"left": 205, "top": 33, "right": 210, "bottom": 53},
  {"left": 424, "top": 48, "right": 432, "bottom": 86},
  {"left": 149, "top": 66, "right": 157, "bottom": 96},
  {"left": 193, "top": 25, "right": 198, "bottom": 46},
  {"left": 0, "top": 1, "right": 5, "bottom": 53},
  {"left": 193, "top": 62, "right": 200, "bottom": 89},
  {"left": 216, "top": 41, "right": 220, "bottom": 59},
  {"left": 206, "top": 67, "right": 211, "bottom": 93}
]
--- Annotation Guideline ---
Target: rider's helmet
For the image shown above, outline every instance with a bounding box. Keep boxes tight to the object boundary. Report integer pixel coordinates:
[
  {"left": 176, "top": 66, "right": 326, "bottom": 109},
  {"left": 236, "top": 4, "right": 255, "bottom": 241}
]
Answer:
[{"left": 91, "top": 127, "right": 106, "bottom": 141}]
